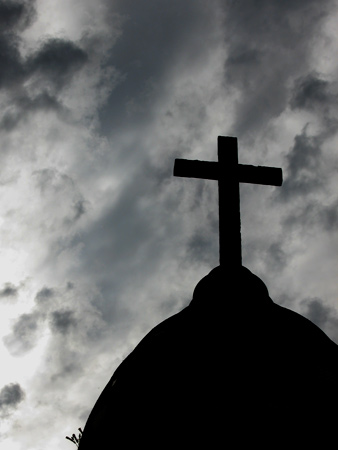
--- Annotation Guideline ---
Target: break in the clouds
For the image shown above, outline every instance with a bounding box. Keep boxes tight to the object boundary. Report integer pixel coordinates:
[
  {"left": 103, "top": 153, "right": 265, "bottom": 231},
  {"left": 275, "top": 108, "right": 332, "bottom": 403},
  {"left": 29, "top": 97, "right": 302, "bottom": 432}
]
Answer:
[{"left": 0, "top": 1, "right": 338, "bottom": 449}]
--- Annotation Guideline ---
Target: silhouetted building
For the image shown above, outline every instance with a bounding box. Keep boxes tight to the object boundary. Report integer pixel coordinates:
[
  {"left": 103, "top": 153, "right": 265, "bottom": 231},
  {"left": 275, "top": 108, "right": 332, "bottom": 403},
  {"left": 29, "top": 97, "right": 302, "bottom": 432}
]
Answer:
[{"left": 79, "top": 266, "right": 338, "bottom": 448}]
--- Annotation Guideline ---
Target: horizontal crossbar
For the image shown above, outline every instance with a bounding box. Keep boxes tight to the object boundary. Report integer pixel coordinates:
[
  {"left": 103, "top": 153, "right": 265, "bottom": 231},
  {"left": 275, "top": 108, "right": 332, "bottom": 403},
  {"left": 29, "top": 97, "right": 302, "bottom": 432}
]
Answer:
[{"left": 174, "top": 159, "right": 283, "bottom": 187}]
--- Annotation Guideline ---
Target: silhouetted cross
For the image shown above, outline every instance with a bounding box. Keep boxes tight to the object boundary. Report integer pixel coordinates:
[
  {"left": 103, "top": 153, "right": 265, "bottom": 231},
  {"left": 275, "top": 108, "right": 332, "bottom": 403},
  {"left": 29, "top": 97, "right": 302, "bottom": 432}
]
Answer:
[{"left": 174, "top": 136, "right": 283, "bottom": 267}]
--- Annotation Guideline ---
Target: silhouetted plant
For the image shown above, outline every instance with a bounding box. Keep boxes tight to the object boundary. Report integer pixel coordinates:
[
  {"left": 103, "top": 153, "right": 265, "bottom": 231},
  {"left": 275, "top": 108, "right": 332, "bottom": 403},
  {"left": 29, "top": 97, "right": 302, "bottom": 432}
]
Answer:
[{"left": 66, "top": 428, "right": 83, "bottom": 448}]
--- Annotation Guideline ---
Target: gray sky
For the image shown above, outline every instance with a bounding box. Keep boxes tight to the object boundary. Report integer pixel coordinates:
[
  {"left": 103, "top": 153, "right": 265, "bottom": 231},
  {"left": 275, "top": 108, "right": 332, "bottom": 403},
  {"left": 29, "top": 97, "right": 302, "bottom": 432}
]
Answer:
[{"left": 0, "top": 0, "right": 338, "bottom": 448}]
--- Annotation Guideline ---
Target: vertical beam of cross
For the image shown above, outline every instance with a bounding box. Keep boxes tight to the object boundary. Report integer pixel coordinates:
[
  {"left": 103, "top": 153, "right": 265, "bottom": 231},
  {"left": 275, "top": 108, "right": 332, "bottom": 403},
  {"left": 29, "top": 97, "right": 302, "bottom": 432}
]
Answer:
[
  {"left": 173, "top": 136, "right": 283, "bottom": 269},
  {"left": 218, "top": 136, "right": 241, "bottom": 267}
]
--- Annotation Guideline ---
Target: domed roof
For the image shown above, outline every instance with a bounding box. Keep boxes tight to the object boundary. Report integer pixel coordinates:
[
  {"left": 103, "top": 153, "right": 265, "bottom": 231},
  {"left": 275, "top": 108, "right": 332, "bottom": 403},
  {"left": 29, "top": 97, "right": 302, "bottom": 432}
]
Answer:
[{"left": 79, "top": 266, "right": 338, "bottom": 449}]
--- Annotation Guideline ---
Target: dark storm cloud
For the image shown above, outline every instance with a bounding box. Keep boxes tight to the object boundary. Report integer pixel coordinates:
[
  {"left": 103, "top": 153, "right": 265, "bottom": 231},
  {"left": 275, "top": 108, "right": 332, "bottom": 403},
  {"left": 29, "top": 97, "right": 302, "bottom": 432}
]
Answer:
[
  {"left": 66, "top": 198, "right": 89, "bottom": 224},
  {"left": 0, "top": 30, "right": 24, "bottom": 89},
  {"left": 0, "top": 91, "right": 65, "bottom": 132},
  {"left": 274, "top": 71, "right": 338, "bottom": 233},
  {"left": 186, "top": 233, "right": 218, "bottom": 264},
  {"left": 49, "top": 309, "right": 77, "bottom": 334},
  {"left": 0, "top": 383, "right": 25, "bottom": 416},
  {"left": 0, "top": 0, "right": 34, "bottom": 89},
  {"left": 283, "top": 198, "right": 338, "bottom": 232},
  {"left": 278, "top": 128, "right": 324, "bottom": 201},
  {"left": 264, "top": 242, "right": 288, "bottom": 272},
  {"left": 301, "top": 298, "right": 338, "bottom": 343},
  {"left": 0, "top": 33, "right": 88, "bottom": 94},
  {"left": 0, "top": 282, "right": 19, "bottom": 299},
  {"left": 0, "top": 1, "right": 88, "bottom": 131},
  {"left": 290, "top": 73, "right": 338, "bottom": 138},
  {"left": 290, "top": 73, "right": 334, "bottom": 111},
  {"left": 0, "top": 0, "right": 36, "bottom": 89},
  {"left": 99, "top": 0, "right": 217, "bottom": 133},
  {"left": 320, "top": 200, "right": 338, "bottom": 231},
  {"left": 27, "top": 38, "right": 88, "bottom": 90},
  {"left": 66, "top": 281, "right": 75, "bottom": 290},
  {"left": 222, "top": 0, "right": 333, "bottom": 135},
  {"left": 70, "top": 199, "right": 88, "bottom": 223},
  {"left": 276, "top": 124, "right": 338, "bottom": 232},
  {"left": 35, "top": 286, "right": 55, "bottom": 304},
  {"left": 3, "top": 312, "right": 42, "bottom": 356},
  {"left": 0, "top": 0, "right": 36, "bottom": 32}
]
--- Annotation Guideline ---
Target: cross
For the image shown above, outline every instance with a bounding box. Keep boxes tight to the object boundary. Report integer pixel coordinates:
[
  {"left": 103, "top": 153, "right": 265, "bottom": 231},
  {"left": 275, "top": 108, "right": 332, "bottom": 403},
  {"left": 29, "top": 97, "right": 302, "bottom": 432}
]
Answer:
[{"left": 173, "top": 136, "right": 283, "bottom": 268}]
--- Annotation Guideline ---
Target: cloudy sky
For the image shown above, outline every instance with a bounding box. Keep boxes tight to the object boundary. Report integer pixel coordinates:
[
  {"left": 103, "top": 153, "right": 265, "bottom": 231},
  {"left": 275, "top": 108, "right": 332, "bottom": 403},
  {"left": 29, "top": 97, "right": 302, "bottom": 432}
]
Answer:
[{"left": 1, "top": 0, "right": 338, "bottom": 448}]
